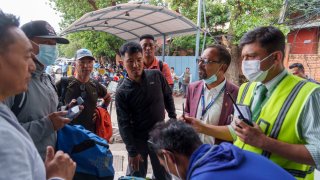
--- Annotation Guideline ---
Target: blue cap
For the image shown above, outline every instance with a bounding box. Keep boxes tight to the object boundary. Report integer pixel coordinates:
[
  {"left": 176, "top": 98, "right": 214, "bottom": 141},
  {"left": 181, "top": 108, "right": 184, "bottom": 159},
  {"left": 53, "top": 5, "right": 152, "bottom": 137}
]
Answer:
[{"left": 75, "top": 48, "right": 95, "bottom": 60}]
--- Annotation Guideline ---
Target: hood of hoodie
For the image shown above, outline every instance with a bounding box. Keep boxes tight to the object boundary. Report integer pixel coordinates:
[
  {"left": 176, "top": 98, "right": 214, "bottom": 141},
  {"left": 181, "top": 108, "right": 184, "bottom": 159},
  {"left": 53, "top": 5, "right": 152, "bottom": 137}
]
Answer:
[{"left": 186, "top": 142, "right": 244, "bottom": 179}]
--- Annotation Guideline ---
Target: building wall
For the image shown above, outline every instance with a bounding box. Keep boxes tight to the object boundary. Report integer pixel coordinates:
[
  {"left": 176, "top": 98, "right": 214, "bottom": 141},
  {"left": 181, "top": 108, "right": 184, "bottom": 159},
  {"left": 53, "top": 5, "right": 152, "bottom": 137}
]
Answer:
[
  {"left": 287, "top": 27, "right": 319, "bottom": 54},
  {"left": 287, "top": 54, "right": 320, "bottom": 81}
]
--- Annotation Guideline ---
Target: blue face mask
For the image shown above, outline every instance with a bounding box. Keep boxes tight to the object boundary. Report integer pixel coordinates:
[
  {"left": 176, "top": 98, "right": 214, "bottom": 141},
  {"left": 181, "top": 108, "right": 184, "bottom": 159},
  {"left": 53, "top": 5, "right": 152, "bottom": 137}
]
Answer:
[
  {"left": 203, "top": 65, "right": 222, "bottom": 84},
  {"left": 34, "top": 43, "right": 58, "bottom": 66}
]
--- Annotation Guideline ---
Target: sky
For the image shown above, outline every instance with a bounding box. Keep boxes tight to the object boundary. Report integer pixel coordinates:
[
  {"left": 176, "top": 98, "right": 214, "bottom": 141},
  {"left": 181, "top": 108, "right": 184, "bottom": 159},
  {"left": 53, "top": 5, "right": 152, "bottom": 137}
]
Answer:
[{"left": 1, "top": 0, "right": 62, "bottom": 33}]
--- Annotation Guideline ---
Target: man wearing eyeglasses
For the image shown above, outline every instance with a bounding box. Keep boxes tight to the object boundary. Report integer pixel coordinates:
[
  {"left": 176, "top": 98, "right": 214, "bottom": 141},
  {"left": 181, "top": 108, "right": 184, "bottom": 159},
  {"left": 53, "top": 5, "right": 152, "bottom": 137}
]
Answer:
[
  {"left": 184, "top": 44, "right": 238, "bottom": 145},
  {"left": 56, "top": 48, "right": 111, "bottom": 133}
]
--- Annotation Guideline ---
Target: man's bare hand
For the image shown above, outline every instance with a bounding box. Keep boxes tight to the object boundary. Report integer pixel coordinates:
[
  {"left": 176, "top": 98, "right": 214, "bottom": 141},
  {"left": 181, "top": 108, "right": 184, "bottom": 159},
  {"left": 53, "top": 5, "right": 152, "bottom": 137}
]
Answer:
[
  {"left": 45, "top": 146, "right": 76, "bottom": 180},
  {"left": 183, "top": 116, "right": 205, "bottom": 133},
  {"left": 232, "top": 118, "right": 266, "bottom": 148},
  {"left": 48, "top": 111, "right": 70, "bottom": 131},
  {"left": 103, "top": 93, "right": 112, "bottom": 107}
]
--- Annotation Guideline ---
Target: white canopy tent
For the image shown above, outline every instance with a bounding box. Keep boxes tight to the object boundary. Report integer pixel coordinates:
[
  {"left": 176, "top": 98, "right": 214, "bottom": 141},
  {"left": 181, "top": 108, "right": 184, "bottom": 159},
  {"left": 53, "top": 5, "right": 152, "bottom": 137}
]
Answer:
[{"left": 61, "top": 3, "right": 198, "bottom": 60}]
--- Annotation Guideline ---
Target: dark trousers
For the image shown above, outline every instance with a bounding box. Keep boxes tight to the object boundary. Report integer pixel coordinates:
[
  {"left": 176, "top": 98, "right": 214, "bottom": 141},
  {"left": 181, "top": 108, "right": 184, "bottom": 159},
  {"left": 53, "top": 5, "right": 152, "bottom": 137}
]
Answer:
[
  {"left": 182, "top": 83, "right": 188, "bottom": 97},
  {"left": 126, "top": 139, "right": 170, "bottom": 180}
]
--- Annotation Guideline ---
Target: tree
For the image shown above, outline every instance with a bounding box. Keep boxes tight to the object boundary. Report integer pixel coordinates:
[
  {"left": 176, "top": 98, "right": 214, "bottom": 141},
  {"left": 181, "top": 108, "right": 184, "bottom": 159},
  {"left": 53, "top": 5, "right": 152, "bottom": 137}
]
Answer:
[
  {"left": 165, "top": 0, "right": 289, "bottom": 84},
  {"left": 49, "top": 0, "right": 127, "bottom": 61}
]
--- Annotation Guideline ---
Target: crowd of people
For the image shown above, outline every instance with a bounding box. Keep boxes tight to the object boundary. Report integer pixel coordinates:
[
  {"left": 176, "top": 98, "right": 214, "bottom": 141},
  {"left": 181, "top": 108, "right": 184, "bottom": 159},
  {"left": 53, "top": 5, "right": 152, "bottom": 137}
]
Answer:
[{"left": 0, "top": 9, "right": 320, "bottom": 180}]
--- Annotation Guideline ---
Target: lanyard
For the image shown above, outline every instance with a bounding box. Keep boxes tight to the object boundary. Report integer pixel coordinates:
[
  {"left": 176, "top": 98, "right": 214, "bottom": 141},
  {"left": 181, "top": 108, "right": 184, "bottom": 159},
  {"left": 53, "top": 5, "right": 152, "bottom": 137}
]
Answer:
[{"left": 200, "top": 85, "right": 226, "bottom": 120}]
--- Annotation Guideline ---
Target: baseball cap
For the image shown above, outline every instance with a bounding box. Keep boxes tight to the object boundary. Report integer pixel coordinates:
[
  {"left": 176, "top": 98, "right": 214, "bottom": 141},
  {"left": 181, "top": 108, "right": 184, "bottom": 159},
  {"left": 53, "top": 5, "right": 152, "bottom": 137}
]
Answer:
[
  {"left": 21, "top": 20, "right": 69, "bottom": 44},
  {"left": 75, "top": 49, "right": 95, "bottom": 60}
]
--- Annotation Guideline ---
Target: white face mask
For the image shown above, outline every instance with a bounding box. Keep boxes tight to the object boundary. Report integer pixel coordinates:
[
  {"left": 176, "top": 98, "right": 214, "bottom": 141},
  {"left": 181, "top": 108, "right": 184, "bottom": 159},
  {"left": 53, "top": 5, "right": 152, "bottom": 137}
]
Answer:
[
  {"left": 163, "top": 154, "right": 182, "bottom": 180},
  {"left": 242, "top": 53, "right": 275, "bottom": 82}
]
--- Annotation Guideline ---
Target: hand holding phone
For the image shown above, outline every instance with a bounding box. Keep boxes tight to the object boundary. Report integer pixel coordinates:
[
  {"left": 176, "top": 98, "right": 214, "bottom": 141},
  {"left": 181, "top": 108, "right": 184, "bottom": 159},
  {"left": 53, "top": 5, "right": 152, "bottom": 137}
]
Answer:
[
  {"left": 66, "top": 106, "right": 81, "bottom": 120},
  {"left": 226, "top": 91, "right": 253, "bottom": 127},
  {"left": 66, "top": 97, "right": 84, "bottom": 120}
]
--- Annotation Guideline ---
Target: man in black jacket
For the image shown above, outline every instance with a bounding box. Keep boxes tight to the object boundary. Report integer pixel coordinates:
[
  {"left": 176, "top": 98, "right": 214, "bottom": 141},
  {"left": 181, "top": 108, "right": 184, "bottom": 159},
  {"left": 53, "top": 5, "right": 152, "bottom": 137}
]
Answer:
[{"left": 116, "top": 42, "right": 176, "bottom": 179}]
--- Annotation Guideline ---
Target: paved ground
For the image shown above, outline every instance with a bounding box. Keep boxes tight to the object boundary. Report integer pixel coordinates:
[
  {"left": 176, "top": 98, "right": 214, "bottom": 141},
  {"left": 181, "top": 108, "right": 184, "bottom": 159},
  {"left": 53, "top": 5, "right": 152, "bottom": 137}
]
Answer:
[
  {"left": 109, "top": 95, "right": 185, "bottom": 179},
  {"left": 108, "top": 95, "right": 320, "bottom": 179},
  {"left": 55, "top": 74, "right": 319, "bottom": 179}
]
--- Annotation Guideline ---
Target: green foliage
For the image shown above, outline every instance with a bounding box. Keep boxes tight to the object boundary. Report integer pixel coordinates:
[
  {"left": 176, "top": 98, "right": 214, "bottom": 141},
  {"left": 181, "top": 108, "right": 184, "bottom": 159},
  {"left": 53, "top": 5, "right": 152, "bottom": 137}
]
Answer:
[
  {"left": 50, "top": 0, "right": 293, "bottom": 58},
  {"left": 288, "top": 0, "right": 320, "bottom": 16},
  {"left": 226, "top": 0, "right": 289, "bottom": 43},
  {"left": 286, "top": 0, "right": 320, "bottom": 24},
  {"left": 49, "top": 0, "right": 126, "bottom": 59}
]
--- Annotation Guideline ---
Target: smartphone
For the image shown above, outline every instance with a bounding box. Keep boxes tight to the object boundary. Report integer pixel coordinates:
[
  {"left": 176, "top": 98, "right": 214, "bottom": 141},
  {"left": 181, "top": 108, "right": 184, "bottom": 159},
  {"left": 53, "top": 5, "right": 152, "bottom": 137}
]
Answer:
[
  {"left": 76, "top": 97, "right": 84, "bottom": 105},
  {"left": 66, "top": 105, "right": 81, "bottom": 120},
  {"left": 226, "top": 91, "right": 253, "bottom": 127},
  {"left": 66, "top": 97, "right": 84, "bottom": 120}
]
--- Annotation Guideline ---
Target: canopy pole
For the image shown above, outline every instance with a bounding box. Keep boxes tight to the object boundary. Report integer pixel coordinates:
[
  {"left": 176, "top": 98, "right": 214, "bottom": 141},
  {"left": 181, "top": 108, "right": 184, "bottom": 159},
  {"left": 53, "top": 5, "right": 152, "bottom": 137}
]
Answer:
[
  {"left": 162, "top": 34, "right": 166, "bottom": 62},
  {"left": 195, "top": 0, "right": 203, "bottom": 81}
]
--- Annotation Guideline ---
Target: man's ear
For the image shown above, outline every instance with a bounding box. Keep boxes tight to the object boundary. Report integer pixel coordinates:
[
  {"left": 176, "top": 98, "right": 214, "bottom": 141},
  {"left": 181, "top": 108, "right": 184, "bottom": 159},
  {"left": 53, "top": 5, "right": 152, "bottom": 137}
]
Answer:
[
  {"left": 273, "top": 51, "right": 283, "bottom": 65},
  {"left": 162, "top": 149, "right": 176, "bottom": 164},
  {"left": 219, "top": 64, "right": 228, "bottom": 74}
]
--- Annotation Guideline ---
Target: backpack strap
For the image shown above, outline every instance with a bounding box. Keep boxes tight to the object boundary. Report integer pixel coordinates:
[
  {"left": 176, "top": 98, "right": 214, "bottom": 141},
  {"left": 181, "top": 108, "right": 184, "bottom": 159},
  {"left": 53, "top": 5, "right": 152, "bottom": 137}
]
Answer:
[
  {"left": 59, "top": 77, "right": 70, "bottom": 106},
  {"left": 47, "top": 74, "right": 58, "bottom": 93},
  {"left": 159, "top": 60, "right": 163, "bottom": 72},
  {"left": 11, "top": 92, "right": 27, "bottom": 117}
]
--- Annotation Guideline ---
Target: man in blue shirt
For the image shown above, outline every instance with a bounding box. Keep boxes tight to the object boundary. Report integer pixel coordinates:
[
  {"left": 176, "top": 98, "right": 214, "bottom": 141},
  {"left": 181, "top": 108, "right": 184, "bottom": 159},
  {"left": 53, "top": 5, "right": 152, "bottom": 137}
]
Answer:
[{"left": 149, "top": 120, "right": 294, "bottom": 180}]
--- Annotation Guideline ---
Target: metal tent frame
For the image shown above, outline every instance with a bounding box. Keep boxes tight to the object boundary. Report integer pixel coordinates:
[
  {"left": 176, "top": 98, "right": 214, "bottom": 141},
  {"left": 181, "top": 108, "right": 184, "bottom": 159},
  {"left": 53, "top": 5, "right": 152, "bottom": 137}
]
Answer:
[{"left": 61, "top": 3, "right": 199, "bottom": 61}]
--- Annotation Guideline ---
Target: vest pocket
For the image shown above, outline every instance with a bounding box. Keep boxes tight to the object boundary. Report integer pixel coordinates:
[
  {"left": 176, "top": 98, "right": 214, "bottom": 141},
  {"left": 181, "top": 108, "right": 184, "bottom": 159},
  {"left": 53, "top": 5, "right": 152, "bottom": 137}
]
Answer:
[{"left": 257, "top": 119, "right": 270, "bottom": 134}]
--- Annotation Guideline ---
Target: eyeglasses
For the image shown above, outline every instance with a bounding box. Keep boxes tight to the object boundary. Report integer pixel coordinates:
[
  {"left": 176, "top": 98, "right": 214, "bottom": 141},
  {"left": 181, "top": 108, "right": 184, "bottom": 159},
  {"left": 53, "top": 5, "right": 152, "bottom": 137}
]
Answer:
[
  {"left": 80, "top": 84, "right": 87, "bottom": 99},
  {"left": 196, "top": 57, "right": 220, "bottom": 65}
]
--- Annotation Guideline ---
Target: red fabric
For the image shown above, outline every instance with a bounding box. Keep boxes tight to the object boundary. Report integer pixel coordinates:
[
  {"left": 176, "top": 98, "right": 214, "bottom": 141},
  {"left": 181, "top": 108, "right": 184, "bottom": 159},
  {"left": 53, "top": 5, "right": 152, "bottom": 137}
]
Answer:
[
  {"left": 113, "top": 76, "right": 119, "bottom": 81},
  {"left": 144, "top": 58, "right": 173, "bottom": 85},
  {"left": 95, "top": 107, "right": 113, "bottom": 142}
]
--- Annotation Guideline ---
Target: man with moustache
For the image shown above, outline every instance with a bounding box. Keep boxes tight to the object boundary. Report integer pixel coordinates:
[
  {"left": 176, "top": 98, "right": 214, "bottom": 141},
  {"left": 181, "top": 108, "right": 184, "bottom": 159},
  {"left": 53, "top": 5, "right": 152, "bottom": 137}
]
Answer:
[
  {"left": 0, "top": 10, "right": 76, "bottom": 179},
  {"left": 116, "top": 42, "right": 176, "bottom": 179},
  {"left": 184, "top": 44, "right": 238, "bottom": 144}
]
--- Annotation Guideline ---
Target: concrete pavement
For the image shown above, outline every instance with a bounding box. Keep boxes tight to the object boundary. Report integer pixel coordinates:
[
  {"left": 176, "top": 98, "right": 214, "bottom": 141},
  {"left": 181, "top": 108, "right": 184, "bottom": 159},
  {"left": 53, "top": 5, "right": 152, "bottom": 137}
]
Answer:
[{"left": 108, "top": 95, "right": 320, "bottom": 179}]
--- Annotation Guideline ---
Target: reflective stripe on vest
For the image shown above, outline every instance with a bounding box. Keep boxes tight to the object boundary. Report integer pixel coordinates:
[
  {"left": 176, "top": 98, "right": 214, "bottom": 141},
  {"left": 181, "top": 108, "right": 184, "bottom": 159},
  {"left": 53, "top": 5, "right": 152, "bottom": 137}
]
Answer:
[
  {"left": 261, "top": 81, "right": 307, "bottom": 158},
  {"left": 235, "top": 74, "right": 319, "bottom": 180},
  {"left": 239, "top": 82, "right": 251, "bottom": 104},
  {"left": 286, "top": 167, "right": 315, "bottom": 178}
]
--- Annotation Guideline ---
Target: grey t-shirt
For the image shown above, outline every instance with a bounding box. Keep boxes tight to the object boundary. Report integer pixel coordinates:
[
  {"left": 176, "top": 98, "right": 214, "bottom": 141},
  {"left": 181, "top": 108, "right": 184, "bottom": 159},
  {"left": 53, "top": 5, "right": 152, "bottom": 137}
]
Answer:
[{"left": 0, "top": 102, "right": 45, "bottom": 180}]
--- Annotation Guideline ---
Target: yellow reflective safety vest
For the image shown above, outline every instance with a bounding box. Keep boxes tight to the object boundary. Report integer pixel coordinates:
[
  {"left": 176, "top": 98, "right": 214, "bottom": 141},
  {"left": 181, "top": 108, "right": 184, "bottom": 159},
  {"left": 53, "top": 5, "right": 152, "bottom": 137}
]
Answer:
[{"left": 235, "top": 74, "right": 318, "bottom": 180}]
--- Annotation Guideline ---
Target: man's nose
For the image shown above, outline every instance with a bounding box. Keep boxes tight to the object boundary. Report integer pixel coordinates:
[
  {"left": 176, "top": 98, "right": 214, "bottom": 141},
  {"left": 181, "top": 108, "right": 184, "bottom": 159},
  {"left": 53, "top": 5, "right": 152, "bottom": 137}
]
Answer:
[
  {"left": 133, "top": 61, "right": 139, "bottom": 67},
  {"left": 29, "top": 58, "right": 36, "bottom": 73}
]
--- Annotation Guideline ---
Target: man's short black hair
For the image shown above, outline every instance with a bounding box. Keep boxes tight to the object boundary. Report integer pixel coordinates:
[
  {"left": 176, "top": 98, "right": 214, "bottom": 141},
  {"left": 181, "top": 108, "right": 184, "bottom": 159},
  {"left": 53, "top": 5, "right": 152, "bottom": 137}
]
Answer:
[
  {"left": 206, "top": 44, "right": 231, "bottom": 67},
  {"left": 0, "top": 10, "right": 20, "bottom": 54},
  {"left": 289, "top": 63, "right": 304, "bottom": 71},
  {"left": 119, "top": 41, "right": 143, "bottom": 57},
  {"left": 239, "top": 26, "right": 285, "bottom": 56},
  {"left": 149, "top": 119, "right": 202, "bottom": 158},
  {"left": 171, "top": 67, "right": 174, "bottom": 70},
  {"left": 140, "top": 34, "right": 155, "bottom": 42}
]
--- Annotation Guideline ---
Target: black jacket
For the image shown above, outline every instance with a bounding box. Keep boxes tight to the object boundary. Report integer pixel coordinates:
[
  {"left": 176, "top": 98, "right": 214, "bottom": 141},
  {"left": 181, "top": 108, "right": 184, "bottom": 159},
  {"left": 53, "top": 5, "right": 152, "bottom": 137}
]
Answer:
[{"left": 115, "top": 70, "right": 176, "bottom": 156}]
